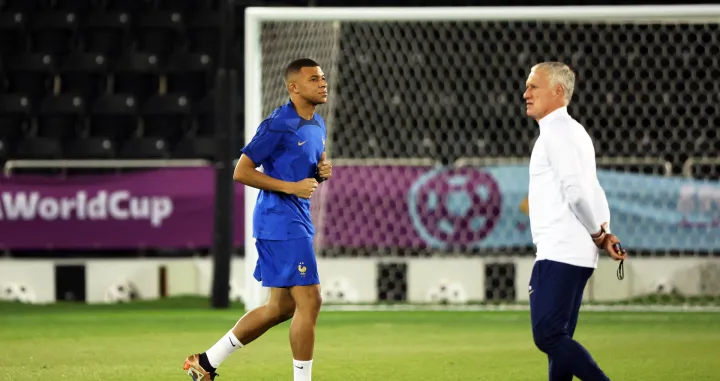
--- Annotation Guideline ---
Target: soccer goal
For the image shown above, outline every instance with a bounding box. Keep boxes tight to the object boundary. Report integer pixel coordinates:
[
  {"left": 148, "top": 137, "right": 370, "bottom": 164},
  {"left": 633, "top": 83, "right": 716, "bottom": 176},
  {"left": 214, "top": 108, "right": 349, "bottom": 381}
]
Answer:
[{"left": 243, "top": 5, "right": 720, "bottom": 311}]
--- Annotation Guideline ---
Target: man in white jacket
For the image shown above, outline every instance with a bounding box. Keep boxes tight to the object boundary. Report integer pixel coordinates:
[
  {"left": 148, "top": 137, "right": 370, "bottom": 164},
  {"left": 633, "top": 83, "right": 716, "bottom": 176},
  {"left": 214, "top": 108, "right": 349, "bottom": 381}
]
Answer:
[{"left": 524, "top": 62, "right": 627, "bottom": 381}]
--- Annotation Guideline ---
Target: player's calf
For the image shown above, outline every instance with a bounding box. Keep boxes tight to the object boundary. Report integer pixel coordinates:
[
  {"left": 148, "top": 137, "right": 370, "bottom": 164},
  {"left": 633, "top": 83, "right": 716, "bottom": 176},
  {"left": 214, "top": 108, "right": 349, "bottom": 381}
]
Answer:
[
  {"left": 289, "top": 284, "right": 322, "bottom": 381},
  {"left": 290, "top": 284, "right": 322, "bottom": 358},
  {"left": 233, "top": 296, "right": 296, "bottom": 344}
]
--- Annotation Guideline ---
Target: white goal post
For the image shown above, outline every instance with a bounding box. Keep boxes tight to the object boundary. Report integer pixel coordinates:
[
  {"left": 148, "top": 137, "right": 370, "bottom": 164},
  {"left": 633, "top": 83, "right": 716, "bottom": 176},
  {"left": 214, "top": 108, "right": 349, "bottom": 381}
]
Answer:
[{"left": 243, "top": 4, "right": 720, "bottom": 310}]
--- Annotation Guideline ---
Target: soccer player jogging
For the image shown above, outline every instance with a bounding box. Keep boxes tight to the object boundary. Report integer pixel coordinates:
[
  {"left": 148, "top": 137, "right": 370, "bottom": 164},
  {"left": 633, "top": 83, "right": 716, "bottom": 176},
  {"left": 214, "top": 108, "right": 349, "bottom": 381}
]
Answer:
[
  {"left": 183, "top": 58, "right": 332, "bottom": 381},
  {"left": 524, "top": 62, "right": 627, "bottom": 381}
]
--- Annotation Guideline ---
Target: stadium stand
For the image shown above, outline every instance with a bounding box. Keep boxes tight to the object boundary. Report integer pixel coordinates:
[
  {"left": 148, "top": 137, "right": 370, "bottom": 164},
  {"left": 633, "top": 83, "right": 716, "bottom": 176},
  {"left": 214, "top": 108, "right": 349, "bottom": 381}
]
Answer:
[
  {"left": 6, "top": 1, "right": 714, "bottom": 171},
  {"left": 0, "top": 0, "right": 224, "bottom": 172}
]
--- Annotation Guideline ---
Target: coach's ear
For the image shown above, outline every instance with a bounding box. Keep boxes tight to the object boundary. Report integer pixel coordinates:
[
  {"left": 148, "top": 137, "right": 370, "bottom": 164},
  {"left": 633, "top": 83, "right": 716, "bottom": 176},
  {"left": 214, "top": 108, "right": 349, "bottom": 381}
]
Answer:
[{"left": 553, "top": 83, "right": 564, "bottom": 99}]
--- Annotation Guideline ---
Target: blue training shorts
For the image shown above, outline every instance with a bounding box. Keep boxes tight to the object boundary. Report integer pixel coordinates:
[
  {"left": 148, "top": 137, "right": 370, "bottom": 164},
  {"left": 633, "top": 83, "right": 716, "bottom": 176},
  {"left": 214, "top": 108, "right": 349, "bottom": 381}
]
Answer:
[{"left": 253, "top": 237, "right": 320, "bottom": 288}]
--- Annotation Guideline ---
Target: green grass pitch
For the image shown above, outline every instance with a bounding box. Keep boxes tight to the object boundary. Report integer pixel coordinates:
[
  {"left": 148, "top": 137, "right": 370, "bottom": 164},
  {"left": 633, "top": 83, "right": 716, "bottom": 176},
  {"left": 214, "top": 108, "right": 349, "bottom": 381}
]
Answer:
[{"left": 2, "top": 298, "right": 719, "bottom": 380}]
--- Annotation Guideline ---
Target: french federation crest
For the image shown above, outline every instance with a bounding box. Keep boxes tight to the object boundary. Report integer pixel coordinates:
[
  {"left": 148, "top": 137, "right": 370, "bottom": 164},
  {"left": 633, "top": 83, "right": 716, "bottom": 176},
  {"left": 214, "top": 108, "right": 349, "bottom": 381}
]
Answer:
[{"left": 407, "top": 167, "right": 502, "bottom": 248}]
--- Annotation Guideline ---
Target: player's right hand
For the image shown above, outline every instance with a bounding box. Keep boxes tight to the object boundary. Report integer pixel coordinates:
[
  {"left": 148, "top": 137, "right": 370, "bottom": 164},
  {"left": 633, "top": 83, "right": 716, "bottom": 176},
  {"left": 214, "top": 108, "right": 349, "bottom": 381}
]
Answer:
[{"left": 291, "top": 178, "right": 319, "bottom": 199}]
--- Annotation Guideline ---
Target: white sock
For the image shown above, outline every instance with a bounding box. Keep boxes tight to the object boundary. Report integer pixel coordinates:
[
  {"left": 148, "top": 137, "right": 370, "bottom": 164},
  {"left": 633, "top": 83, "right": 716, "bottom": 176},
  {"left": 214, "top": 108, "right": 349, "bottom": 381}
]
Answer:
[
  {"left": 293, "top": 359, "right": 313, "bottom": 381},
  {"left": 205, "top": 330, "right": 243, "bottom": 368}
]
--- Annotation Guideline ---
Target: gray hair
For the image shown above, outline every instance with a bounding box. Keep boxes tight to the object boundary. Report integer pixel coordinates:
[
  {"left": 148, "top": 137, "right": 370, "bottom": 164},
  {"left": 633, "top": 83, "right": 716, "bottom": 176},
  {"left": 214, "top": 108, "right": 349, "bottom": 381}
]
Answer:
[{"left": 532, "top": 62, "right": 575, "bottom": 105}]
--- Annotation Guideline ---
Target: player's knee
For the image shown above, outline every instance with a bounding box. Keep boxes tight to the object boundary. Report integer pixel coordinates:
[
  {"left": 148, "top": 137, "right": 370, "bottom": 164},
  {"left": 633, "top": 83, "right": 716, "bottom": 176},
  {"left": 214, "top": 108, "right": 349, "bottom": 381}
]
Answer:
[
  {"left": 295, "top": 286, "right": 322, "bottom": 313},
  {"left": 301, "top": 293, "right": 322, "bottom": 313},
  {"left": 311, "top": 292, "right": 323, "bottom": 312}
]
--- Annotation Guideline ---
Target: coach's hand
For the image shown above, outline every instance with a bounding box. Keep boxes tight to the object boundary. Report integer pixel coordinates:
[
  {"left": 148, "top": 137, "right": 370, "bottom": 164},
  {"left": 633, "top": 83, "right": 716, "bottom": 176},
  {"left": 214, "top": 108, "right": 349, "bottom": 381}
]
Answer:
[
  {"left": 601, "top": 234, "right": 627, "bottom": 261},
  {"left": 591, "top": 224, "right": 627, "bottom": 261},
  {"left": 317, "top": 152, "right": 332, "bottom": 180},
  {"left": 291, "top": 178, "right": 319, "bottom": 199}
]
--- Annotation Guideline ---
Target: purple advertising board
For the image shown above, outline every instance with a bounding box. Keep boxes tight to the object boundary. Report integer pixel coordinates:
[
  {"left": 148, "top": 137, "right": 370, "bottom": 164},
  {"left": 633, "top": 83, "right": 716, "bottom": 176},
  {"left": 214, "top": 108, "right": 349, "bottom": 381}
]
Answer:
[
  {"left": 0, "top": 167, "right": 245, "bottom": 249},
  {"left": 314, "top": 165, "right": 504, "bottom": 249}
]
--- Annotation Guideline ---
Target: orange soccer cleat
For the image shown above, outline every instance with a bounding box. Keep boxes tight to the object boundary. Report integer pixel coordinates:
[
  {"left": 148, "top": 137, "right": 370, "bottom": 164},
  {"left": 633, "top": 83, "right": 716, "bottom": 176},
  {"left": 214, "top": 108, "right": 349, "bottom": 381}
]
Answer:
[{"left": 183, "top": 354, "right": 219, "bottom": 381}]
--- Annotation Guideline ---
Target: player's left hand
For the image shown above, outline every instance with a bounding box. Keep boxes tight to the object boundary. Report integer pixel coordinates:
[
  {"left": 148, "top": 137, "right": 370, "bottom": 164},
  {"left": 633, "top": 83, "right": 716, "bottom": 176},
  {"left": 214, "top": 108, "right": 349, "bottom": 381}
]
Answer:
[{"left": 317, "top": 152, "right": 332, "bottom": 180}]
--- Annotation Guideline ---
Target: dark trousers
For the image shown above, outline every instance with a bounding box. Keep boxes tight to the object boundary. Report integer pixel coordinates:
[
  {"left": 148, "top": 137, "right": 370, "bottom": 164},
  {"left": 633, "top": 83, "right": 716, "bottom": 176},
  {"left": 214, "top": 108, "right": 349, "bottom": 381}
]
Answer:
[{"left": 529, "top": 259, "right": 610, "bottom": 381}]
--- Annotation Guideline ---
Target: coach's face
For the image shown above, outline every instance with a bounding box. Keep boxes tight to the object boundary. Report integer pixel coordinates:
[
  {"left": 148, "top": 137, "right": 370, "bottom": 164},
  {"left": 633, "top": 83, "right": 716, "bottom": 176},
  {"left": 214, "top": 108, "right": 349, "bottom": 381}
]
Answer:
[
  {"left": 290, "top": 66, "right": 328, "bottom": 105},
  {"left": 523, "top": 68, "right": 562, "bottom": 121}
]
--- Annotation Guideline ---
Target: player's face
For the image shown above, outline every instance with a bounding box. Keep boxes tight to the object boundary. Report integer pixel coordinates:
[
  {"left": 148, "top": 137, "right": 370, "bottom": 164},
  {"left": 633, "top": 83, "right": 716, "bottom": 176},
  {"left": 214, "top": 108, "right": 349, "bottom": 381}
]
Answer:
[
  {"left": 523, "top": 68, "right": 562, "bottom": 121},
  {"left": 294, "top": 66, "right": 328, "bottom": 105}
]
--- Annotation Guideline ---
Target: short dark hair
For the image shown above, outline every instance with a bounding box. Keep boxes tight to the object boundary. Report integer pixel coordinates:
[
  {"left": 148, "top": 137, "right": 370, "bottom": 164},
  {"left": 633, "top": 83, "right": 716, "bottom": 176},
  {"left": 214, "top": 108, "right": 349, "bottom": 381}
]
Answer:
[{"left": 284, "top": 58, "right": 320, "bottom": 82}]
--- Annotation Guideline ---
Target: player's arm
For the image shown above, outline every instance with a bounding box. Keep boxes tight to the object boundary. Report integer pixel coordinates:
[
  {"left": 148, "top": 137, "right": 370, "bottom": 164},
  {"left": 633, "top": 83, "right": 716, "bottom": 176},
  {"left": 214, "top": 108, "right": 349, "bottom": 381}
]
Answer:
[
  {"left": 234, "top": 155, "right": 317, "bottom": 198},
  {"left": 233, "top": 155, "right": 287, "bottom": 192},
  {"left": 543, "top": 130, "right": 600, "bottom": 236},
  {"left": 235, "top": 122, "right": 318, "bottom": 198}
]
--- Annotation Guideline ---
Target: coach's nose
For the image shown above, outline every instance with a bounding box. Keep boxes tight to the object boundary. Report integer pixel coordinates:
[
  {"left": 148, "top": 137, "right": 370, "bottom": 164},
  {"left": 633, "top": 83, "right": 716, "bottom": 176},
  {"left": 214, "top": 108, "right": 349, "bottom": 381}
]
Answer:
[{"left": 523, "top": 88, "right": 532, "bottom": 100}]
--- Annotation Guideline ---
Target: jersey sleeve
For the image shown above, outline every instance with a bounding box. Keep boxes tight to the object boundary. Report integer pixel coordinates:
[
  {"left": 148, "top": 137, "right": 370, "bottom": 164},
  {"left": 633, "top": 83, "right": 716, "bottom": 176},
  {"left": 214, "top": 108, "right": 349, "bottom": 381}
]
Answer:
[{"left": 240, "top": 119, "right": 284, "bottom": 168}]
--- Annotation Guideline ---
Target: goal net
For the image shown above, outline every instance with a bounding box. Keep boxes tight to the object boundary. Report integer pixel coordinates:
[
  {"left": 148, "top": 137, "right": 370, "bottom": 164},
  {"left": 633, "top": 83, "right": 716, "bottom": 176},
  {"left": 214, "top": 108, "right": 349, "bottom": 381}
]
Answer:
[{"left": 244, "top": 5, "right": 720, "bottom": 310}]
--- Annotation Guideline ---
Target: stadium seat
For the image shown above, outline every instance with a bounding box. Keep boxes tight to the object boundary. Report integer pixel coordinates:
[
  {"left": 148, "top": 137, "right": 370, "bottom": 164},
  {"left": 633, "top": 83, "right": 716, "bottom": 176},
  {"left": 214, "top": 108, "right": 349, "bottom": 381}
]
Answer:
[
  {"left": 135, "top": 11, "right": 184, "bottom": 57},
  {"left": 165, "top": 52, "right": 214, "bottom": 101},
  {"left": 81, "top": 12, "right": 131, "bottom": 59},
  {"left": 52, "top": 0, "right": 97, "bottom": 14},
  {"left": 193, "top": 92, "right": 243, "bottom": 149},
  {"left": 0, "top": 94, "right": 32, "bottom": 141},
  {"left": 157, "top": 0, "right": 206, "bottom": 12},
  {"left": 113, "top": 52, "right": 161, "bottom": 101},
  {"left": 58, "top": 53, "right": 109, "bottom": 99},
  {"left": 89, "top": 94, "right": 138, "bottom": 142},
  {"left": 64, "top": 137, "right": 118, "bottom": 175},
  {"left": 0, "top": 12, "right": 28, "bottom": 55},
  {"left": 186, "top": 11, "right": 220, "bottom": 59},
  {"left": 0, "top": 0, "right": 43, "bottom": 12},
  {"left": 119, "top": 137, "right": 169, "bottom": 159},
  {"left": 14, "top": 137, "right": 63, "bottom": 159},
  {"left": 30, "top": 11, "right": 78, "bottom": 56},
  {"left": 141, "top": 94, "right": 192, "bottom": 143},
  {"left": 161, "top": 0, "right": 219, "bottom": 11},
  {"left": 104, "top": 0, "right": 154, "bottom": 13},
  {"left": 64, "top": 137, "right": 116, "bottom": 159},
  {"left": 37, "top": 94, "right": 86, "bottom": 141},
  {"left": 173, "top": 137, "right": 216, "bottom": 160},
  {"left": 4, "top": 54, "right": 56, "bottom": 101}
]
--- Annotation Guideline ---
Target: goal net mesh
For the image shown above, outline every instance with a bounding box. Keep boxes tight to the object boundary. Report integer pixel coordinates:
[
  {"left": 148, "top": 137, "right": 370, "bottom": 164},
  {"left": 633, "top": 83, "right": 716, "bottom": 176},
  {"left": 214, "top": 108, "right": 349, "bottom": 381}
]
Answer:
[{"left": 257, "top": 15, "right": 720, "bottom": 307}]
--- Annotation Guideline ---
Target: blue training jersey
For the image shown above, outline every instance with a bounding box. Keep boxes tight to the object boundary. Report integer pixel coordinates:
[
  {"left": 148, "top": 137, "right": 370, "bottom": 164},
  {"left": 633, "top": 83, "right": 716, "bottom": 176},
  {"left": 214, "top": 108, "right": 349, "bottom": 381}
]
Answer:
[{"left": 240, "top": 99, "right": 327, "bottom": 240}]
